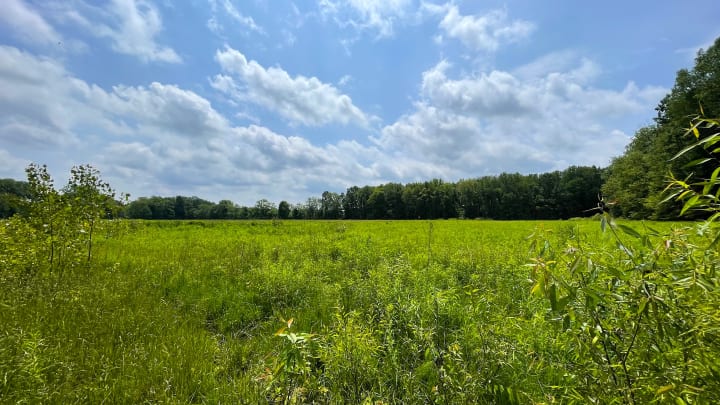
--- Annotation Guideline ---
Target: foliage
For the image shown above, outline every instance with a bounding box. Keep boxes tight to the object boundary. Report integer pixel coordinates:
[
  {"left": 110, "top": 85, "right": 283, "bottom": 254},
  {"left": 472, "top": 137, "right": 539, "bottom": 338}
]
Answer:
[
  {"left": 4, "top": 218, "right": 695, "bottom": 403},
  {"left": 528, "top": 220, "right": 719, "bottom": 403},
  {"left": 1, "top": 153, "right": 716, "bottom": 403},
  {"left": 665, "top": 115, "right": 720, "bottom": 221},
  {"left": 1, "top": 164, "right": 120, "bottom": 276},
  {"left": 604, "top": 37, "right": 720, "bottom": 219},
  {"left": 0, "top": 178, "right": 29, "bottom": 218},
  {"left": 120, "top": 165, "right": 605, "bottom": 221},
  {"left": 277, "top": 201, "right": 291, "bottom": 219},
  {"left": 529, "top": 116, "right": 720, "bottom": 403}
]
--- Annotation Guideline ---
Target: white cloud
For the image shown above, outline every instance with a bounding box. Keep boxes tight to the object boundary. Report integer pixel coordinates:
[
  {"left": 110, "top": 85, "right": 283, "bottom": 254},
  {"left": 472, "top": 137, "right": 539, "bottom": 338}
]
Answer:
[
  {"left": 89, "top": 0, "right": 181, "bottom": 63},
  {"left": 0, "top": 46, "right": 89, "bottom": 148},
  {"left": 377, "top": 56, "right": 666, "bottom": 175},
  {"left": 212, "top": 46, "right": 371, "bottom": 127},
  {"left": 0, "top": 45, "right": 228, "bottom": 152},
  {"left": 109, "top": 82, "right": 229, "bottom": 137},
  {"left": 439, "top": 6, "right": 534, "bottom": 52},
  {"left": 207, "top": 0, "right": 264, "bottom": 36},
  {"left": 319, "top": 0, "right": 414, "bottom": 38},
  {"left": 421, "top": 61, "right": 534, "bottom": 116},
  {"left": 0, "top": 45, "right": 386, "bottom": 203},
  {"left": 0, "top": 0, "right": 62, "bottom": 46},
  {"left": 338, "top": 74, "right": 353, "bottom": 86}
]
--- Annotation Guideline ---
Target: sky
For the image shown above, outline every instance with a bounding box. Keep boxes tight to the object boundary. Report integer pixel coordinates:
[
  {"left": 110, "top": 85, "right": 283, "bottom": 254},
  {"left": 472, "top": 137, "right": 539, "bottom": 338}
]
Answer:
[{"left": 1, "top": 1, "right": 719, "bottom": 205}]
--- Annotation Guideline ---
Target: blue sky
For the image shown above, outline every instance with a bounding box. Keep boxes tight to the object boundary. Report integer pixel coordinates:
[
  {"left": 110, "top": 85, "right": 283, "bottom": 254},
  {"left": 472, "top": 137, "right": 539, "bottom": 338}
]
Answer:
[{"left": 1, "top": 0, "right": 718, "bottom": 205}]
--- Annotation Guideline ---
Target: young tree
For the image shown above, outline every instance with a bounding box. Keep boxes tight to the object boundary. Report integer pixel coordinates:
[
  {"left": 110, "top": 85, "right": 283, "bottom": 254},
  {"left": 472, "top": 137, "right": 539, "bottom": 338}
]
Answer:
[
  {"left": 20, "top": 163, "right": 119, "bottom": 273},
  {"left": 64, "top": 164, "right": 118, "bottom": 264}
]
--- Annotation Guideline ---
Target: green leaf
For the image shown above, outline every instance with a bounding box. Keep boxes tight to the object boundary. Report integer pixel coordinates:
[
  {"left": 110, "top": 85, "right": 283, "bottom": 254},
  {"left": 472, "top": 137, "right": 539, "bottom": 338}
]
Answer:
[
  {"left": 707, "top": 232, "right": 720, "bottom": 249},
  {"left": 711, "top": 167, "right": 720, "bottom": 185},
  {"left": 562, "top": 314, "right": 571, "bottom": 329},
  {"left": 531, "top": 280, "right": 543, "bottom": 297},
  {"left": 656, "top": 384, "right": 674, "bottom": 395},
  {"left": 617, "top": 242, "right": 633, "bottom": 257},
  {"left": 557, "top": 295, "right": 570, "bottom": 312},
  {"left": 549, "top": 284, "right": 558, "bottom": 310},
  {"left": 568, "top": 255, "right": 581, "bottom": 276},
  {"left": 671, "top": 134, "right": 720, "bottom": 160},
  {"left": 682, "top": 158, "right": 713, "bottom": 169},
  {"left": 680, "top": 195, "right": 700, "bottom": 216},
  {"left": 617, "top": 224, "right": 641, "bottom": 239},
  {"left": 638, "top": 297, "right": 649, "bottom": 315}
]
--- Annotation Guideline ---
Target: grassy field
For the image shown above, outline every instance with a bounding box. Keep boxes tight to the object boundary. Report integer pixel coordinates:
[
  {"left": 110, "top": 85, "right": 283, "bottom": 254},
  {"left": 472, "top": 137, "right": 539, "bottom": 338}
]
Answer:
[{"left": 1, "top": 219, "right": 717, "bottom": 403}]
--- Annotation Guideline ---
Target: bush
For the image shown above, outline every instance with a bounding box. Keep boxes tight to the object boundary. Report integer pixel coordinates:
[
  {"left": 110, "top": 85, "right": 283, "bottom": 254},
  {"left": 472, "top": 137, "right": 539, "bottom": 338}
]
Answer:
[{"left": 529, "top": 115, "right": 720, "bottom": 403}]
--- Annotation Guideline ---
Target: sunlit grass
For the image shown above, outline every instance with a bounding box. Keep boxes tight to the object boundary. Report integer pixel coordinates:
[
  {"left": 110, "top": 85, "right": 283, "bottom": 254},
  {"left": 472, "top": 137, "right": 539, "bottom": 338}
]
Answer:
[{"left": 0, "top": 219, "right": 694, "bottom": 403}]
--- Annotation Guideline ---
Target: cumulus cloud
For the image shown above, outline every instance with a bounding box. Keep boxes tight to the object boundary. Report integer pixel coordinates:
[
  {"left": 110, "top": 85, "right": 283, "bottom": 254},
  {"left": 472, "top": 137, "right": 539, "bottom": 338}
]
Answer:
[
  {"left": 212, "top": 46, "right": 371, "bottom": 127},
  {"left": 421, "top": 61, "right": 534, "bottom": 116},
  {"left": 109, "top": 82, "right": 229, "bottom": 137},
  {"left": 0, "top": 45, "right": 385, "bottom": 204},
  {"left": 0, "top": 46, "right": 90, "bottom": 148},
  {"left": 0, "top": 45, "right": 223, "bottom": 152},
  {"left": 439, "top": 5, "right": 534, "bottom": 52},
  {"left": 377, "top": 56, "right": 665, "bottom": 175}
]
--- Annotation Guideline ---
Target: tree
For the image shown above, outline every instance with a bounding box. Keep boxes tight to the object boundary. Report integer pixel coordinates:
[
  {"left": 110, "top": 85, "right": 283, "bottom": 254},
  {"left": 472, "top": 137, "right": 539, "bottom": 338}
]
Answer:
[
  {"left": 126, "top": 198, "right": 153, "bottom": 219},
  {"left": 603, "top": 127, "right": 657, "bottom": 218},
  {"left": 321, "top": 191, "right": 342, "bottom": 219},
  {"left": 558, "top": 166, "right": 603, "bottom": 219},
  {"left": 212, "top": 200, "right": 236, "bottom": 219},
  {"left": 305, "top": 197, "right": 321, "bottom": 219},
  {"left": 21, "top": 163, "right": 118, "bottom": 273},
  {"left": 174, "top": 196, "right": 186, "bottom": 219},
  {"left": 278, "top": 201, "right": 290, "bottom": 219},
  {"left": 64, "top": 164, "right": 119, "bottom": 263},
  {"left": 0, "top": 178, "right": 30, "bottom": 218},
  {"left": 147, "top": 196, "right": 175, "bottom": 219},
  {"left": 605, "top": 37, "right": 720, "bottom": 219},
  {"left": 254, "top": 199, "right": 275, "bottom": 219}
]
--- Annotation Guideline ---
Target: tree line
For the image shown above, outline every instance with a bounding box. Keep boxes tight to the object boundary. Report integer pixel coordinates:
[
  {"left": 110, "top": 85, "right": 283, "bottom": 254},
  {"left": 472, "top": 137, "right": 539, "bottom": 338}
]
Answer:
[
  {"left": 130, "top": 165, "right": 602, "bottom": 219},
  {"left": 132, "top": 165, "right": 602, "bottom": 220},
  {"left": 1, "top": 166, "right": 604, "bottom": 220}
]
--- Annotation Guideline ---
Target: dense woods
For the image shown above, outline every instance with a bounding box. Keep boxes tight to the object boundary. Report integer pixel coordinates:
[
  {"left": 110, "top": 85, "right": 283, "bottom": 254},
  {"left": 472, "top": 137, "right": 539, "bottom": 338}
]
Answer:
[
  {"left": 2, "top": 166, "right": 603, "bottom": 220},
  {"left": 122, "top": 165, "right": 603, "bottom": 220}
]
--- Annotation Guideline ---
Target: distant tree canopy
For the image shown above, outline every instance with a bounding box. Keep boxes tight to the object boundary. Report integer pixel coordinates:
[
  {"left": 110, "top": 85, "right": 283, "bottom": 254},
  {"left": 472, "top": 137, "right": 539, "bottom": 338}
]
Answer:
[
  {"left": 112, "top": 165, "right": 604, "bottom": 221},
  {"left": 0, "top": 178, "right": 30, "bottom": 218},
  {"left": 603, "top": 37, "right": 720, "bottom": 219}
]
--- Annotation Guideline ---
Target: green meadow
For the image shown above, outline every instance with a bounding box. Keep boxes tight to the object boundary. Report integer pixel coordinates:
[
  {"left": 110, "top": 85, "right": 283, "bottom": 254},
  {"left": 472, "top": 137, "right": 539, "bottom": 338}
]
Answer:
[{"left": 2, "top": 218, "right": 717, "bottom": 403}]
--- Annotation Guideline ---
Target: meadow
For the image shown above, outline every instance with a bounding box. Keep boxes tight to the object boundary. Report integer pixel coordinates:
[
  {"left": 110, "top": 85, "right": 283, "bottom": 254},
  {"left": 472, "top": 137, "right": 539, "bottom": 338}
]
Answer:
[{"left": 1, "top": 219, "right": 718, "bottom": 403}]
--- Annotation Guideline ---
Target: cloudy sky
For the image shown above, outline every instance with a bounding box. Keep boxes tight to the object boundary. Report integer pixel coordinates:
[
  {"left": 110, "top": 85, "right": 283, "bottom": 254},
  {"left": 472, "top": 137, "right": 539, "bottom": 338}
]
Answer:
[{"left": 1, "top": 0, "right": 718, "bottom": 205}]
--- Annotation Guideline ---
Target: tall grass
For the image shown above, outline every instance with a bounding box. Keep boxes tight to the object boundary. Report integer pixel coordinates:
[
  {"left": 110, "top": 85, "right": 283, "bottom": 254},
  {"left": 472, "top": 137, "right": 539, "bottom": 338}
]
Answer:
[{"left": 0, "top": 219, "right": 703, "bottom": 403}]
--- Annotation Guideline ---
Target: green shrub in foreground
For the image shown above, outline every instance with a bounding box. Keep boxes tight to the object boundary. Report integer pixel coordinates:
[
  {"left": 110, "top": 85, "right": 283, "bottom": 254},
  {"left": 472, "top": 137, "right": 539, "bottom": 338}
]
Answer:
[{"left": 529, "top": 116, "right": 720, "bottom": 404}]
